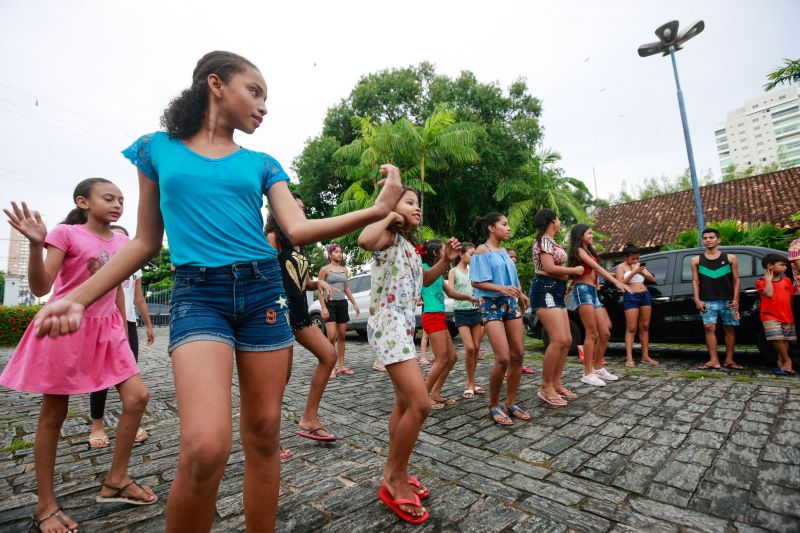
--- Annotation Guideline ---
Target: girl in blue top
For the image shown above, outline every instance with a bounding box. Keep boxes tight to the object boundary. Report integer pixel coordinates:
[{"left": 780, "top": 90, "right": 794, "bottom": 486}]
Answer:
[
  {"left": 33, "top": 50, "right": 403, "bottom": 532},
  {"left": 470, "top": 212, "right": 530, "bottom": 426}
]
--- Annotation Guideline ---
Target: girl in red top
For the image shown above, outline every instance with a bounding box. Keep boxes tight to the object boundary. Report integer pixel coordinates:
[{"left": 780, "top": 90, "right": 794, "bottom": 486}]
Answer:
[{"left": 756, "top": 254, "right": 796, "bottom": 375}]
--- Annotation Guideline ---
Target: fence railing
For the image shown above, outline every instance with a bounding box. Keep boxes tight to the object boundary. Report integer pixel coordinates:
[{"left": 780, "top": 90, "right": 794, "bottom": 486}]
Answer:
[{"left": 140, "top": 285, "right": 172, "bottom": 326}]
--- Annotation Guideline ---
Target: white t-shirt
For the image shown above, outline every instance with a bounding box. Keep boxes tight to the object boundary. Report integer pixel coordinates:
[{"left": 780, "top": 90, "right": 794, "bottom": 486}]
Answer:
[{"left": 121, "top": 270, "right": 142, "bottom": 323}]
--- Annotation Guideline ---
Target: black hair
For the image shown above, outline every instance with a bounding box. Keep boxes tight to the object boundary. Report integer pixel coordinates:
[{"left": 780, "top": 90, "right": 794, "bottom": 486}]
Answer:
[
  {"left": 567, "top": 224, "right": 599, "bottom": 267},
  {"left": 622, "top": 243, "right": 640, "bottom": 257},
  {"left": 61, "top": 178, "right": 113, "bottom": 225},
  {"left": 533, "top": 208, "right": 558, "bottom": 248},
  {"left": 474, "top": 212, "right": 505, "bottom": 237},
  {"left": 391, "top": 187, "right": 421, "bottom": 246},
  {"left": 421, "top": 240, "right": 442, "bottom": 267},
  {"left": 264, "top": 192, "right": 304, "bottom": 253},
  {"left": 702, "top": 227, "right": 720, "bottom": 238},
  {"left": 761, "top": 253, "right": 788, "bottom": 268},
  {"left": 460, "top": 242, "right": 475, "bottom": 254},
  {"left": 161, "top": 51, "right": 258, "bottom": 139},
  {"left": 110, "top": 225, "right": 129, "bottom": 236}
]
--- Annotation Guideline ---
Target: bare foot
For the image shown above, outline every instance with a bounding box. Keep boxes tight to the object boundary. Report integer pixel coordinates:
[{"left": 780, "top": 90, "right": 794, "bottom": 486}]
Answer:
[
  {"left": 383, "top": 475, "right": 426, "bottom": 518},
  {"left": 34, "top": 506, "right": 79, "bottom": 533},
  {"left": 642, "top": 357, "right": 659, "bottom": 366},
  {"left": 88, "top": 430, "right": 110, "bottom": 449},
  {"left": 625, "top": 359, "right": 636, "bottom": 368},
  {"left": 99, "top": 478, "right": 156, "bottom": 504}
]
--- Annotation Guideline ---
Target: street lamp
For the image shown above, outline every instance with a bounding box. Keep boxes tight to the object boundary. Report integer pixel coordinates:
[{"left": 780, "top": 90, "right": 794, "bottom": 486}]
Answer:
[{"left": 639, "top": 20, "right": 706, "bottom": 244}]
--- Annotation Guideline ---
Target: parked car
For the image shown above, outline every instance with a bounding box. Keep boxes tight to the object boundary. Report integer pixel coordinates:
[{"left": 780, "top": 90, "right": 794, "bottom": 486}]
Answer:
[
  {"left": 525, "top": 246, "right": 796, "bottom": 365},
  {"left": 308, "top": 272, "right": 458, "bottom": 338}
]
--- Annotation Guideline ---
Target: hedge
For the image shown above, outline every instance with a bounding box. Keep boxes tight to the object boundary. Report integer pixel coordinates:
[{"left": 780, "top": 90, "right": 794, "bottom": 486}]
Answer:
[{"left": 0, "top": 306, "right": 42, "bottom": 346}]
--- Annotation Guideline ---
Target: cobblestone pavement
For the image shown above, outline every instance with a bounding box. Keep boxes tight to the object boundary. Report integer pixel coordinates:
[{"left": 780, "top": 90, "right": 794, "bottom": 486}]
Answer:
[{"left": 1, "top": 328, "right": 798, "bottom": 532}]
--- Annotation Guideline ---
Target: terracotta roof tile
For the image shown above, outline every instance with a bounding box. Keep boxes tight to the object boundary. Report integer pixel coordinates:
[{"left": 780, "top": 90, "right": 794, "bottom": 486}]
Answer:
[{"left": 593, "top": 167, "right": 800, "bottom": 255}]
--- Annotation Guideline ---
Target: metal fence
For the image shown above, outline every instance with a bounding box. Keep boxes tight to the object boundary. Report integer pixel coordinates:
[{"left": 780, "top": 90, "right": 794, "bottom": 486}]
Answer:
[{"left": 140, "top": 285, "right": 172, "bottom": 327}]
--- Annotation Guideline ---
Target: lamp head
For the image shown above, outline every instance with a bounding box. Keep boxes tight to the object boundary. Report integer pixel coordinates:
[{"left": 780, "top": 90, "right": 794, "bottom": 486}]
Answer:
[
  {"left": 677, "top": 20, "right": 705, "bottom": 46},
  {"left": 655, "top": 20, "right": 680, "bottom": 45}
]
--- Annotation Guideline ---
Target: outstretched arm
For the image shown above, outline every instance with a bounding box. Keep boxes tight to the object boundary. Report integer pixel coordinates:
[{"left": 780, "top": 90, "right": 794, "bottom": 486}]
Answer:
[
  {"left": 423, "top": 238, "right": 460, "bottom": 286},
  {"left": 269, "top": 165, "right": 403, "bottom": 246},
  {"left": 358, "top": 212, "right": 403, "bottom": 252},
  {"left": 578, "top": 248, "right": 630, "bottom": 292}
]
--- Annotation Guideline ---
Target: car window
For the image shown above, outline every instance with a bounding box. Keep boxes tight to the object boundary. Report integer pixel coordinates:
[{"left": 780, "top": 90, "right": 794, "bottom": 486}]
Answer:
[
  {"left": 681, "top": 255, "right": 693, "bottom": 282},
  {"left": 350, "top": 276, "right": 370, "bottom": 293},
  {"left": 646, "top": 257, "right": 670, "bottom": 285},
  {"left": 734, "top": 253, "right": 753, "bottom": 277},
  {"left": 755, "top": 258, "right": 764, "bottom": 276}
]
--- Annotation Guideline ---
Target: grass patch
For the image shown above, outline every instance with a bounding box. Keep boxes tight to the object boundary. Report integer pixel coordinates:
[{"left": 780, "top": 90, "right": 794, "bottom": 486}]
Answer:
[
  {"left": 2, "top": 438, "right": 33, "bottom": 453},
  {"left": 680, "top": 370, "right": 723, "bottom": 380},
  {"left": 646, "top": 371, "right": 667, "bottom": 377},
  {"left": 734, "top": 376, "right": 754, "bottom": 383}
]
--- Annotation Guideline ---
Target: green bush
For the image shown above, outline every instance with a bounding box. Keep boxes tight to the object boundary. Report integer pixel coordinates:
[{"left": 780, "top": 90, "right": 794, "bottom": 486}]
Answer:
[
  {"left": 0, "top": 306, "right": 42, "bottom": 346},
  {"left": 663, "top": 219, "right": 793, "bottom": 251}
]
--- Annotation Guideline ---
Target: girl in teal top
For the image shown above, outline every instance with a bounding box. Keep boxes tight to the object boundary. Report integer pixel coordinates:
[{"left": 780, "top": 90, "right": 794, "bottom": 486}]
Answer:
[
  {"left": 420, "top": 241, "right": 475, "bottom": 409},
  {"left": 33, "top": 50, "right": 404, "bottom": 532}
]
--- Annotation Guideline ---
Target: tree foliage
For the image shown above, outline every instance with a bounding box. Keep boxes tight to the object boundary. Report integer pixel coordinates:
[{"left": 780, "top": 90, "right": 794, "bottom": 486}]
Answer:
[
  {"left": 610, "top": 168, "right": 715, "bottom": 205},
  {"left": 141, "top": 247, "right": 173, "bottom": 287},
  {"left": 764, "top": 58, "right": 800, "bottom": 92},
  {"left": 662, "top": 219, "right": 793, "bottom": 251}
]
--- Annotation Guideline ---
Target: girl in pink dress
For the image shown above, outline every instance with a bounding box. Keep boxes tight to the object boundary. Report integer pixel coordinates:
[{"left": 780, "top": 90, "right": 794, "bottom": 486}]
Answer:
[{"left": 1, "top": 178, "right": 155, "bottom": 533}]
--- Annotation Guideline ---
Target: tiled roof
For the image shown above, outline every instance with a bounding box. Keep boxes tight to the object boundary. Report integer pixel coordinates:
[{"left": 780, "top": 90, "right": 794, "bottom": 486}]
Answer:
[{"left": 593, "top": 167, "right": 800, "bottom": 255}]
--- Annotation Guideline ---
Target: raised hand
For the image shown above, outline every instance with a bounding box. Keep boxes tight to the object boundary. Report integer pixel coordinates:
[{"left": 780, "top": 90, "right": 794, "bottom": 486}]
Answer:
[
  {"left": 33, "top": 298, "right": 86, "bottom": 338},
  {"left": 4, "top": 201, "right": 47, "bottom": 245},
  {"left": 443, "top": 238, "right": 461, "bottom": 262},
  {"left": 374, "top": 164, "right": 403, "bottom": 215}
]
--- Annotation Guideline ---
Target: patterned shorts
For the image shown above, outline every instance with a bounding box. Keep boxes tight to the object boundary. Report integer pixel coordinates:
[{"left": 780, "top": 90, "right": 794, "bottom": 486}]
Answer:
[
  {"left": 479, "top": 296, "right": 522, "bottom": 323},
  {"left": 763, "top": 320, "right": 797, "bottom": 342},
  {"left": 699, "top": 300, "right": 739, "bottom": 326}
]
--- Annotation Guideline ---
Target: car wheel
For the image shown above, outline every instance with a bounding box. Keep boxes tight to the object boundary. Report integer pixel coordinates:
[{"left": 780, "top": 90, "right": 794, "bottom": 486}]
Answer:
[
  {"left": 754, "top": 322, "right": 779, "bottom": 367},
  {"left": 542, "top": 318, "right": 581, "bottom": 356},
  {"left": 310, "top": 313, "right": 325, "bottom": 333}
]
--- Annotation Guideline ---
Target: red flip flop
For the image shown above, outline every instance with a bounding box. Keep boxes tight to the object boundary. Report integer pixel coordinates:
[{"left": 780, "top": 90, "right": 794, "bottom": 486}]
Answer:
[
  {"left": 377, "top": 484, "right": 429, "bottom": 524},
  {"left": 408, "top": 476, "right": 429, "bottom": 499},
  {"left": 296, "top": 427, "right": 337, "bottom": 442}
]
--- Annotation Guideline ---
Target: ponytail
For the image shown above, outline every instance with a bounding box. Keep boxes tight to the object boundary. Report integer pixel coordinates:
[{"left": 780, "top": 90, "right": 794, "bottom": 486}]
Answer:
[
  {"left": 474, "top": 212, "right": 504, "bottom": 237},
  {"left": 61, "top": 177, "right": 112, "bottom": 225},
  {"left": 533, "top": 208, "right": 558, "bottom": 249}
]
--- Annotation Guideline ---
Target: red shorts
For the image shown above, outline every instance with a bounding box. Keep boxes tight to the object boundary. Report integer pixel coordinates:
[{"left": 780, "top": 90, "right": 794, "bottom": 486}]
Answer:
[{"left": 422, "top": 312, "right": 447, "bottom": 334}]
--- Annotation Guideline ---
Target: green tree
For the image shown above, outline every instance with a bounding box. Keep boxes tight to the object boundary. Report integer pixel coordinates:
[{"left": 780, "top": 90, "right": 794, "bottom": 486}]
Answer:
[
  {"left": 663, "top": 219, "right": 792, "bottom": 251},
  {"left": 611, "top": 168, "right": 715, "bottom": 204},
  {"left": 764, "top": 58, "right": 800, "bottom": 91},
  {"left": 494, "top": 148, "right": 591, "bottom": 237},
  {"left": 142, "top": 247, "right": 173, "bottom": 286}
]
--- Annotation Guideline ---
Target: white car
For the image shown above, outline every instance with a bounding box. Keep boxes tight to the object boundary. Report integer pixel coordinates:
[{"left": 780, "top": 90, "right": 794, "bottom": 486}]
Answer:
[{"left": 307, "top": 272, "right": 457, "bottom": 338}]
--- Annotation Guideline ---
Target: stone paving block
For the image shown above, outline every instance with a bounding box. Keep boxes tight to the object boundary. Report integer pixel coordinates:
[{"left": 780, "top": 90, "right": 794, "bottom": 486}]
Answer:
[
  {"left": 531, "top": 435, "right": 577, "bottom": 455},
  {"left": 518, "top": 494, "right": 612, "bottom": 533},
  {"left": 607, "top": 437, "right": 645, "bottom": 456},
  {"left": 717, "top": 442, "right": 761, "bottom": 468},
  {"left": 690, "top": 480, "right": 749, "bottom": 521},
  {"left": 729, "top": 430, "right": 769, "bottom": 449},
  {"left": 685, "top": 429, "right": 727, "bottom": 449},
  {"left": 736, "top": 419, "right": 773, "bottom": 435},
  {"left": 697, "top": 417, "right": 735, "bottom": 434},
  {"left": 434, "top": 485, "right": 480, "bottom": 509},
  {"left": 550, "top": 447, "right": 591, "bottom": 473},
  {"left": 549, "top": 472, "right": 627, "bottom": 504},
  {"left": 577, "top": 434, "right": 614, "bottom": 454},
  {"left": 580, "top": 498, "right": 679, "bottom": 532},
  {"left": 598, "top": 422, "right": 633, "bottom": 439},
  {"left": 705, "top": 458, "right": 756, "bottom": 490},
  {"left": 772, "top": 430, "right": 800, "bottom": 446},
  {"left": 629, "top": 495, "right": 730, "bottom": 533},
  {"left": 630, "top": 443, "right": 671, "bottom": 467},
  {"left": 750, "top": 480, "right": 800, "bottom": 517},
  {"left": 652, "top": 460, "right": 706, "bottom": 492},
  {"left": 511, "top": 514, "right": 567, "bottom": 533},
  {"left": 456, "top": 496, "right": 525, "bottom": 533},
  {"left": 745, "top": 508, "right": 800, "bottom": 533},
  {"left": 583, "top": 450, "right": 627, "bottom": 475},
  {"left": 457, "top": 473, "right": 519, "bottom": 504},
  {"left": 517, "top": 448, "right": 552, "bottom": 464},
  {"left": 484, "top": 455, "right": 550, "bottom": 479},
  {"left": 672, "top": 443, "right": 716, "bottom": 467},
  {"left": 646, "top": 482, "right": 692, "bottom": 506},
  {"left": 762, "top": 443, "right": 800, "bottom": 465},
  {"left": 504, "top": 475, "right": 583, "bottom": 505},
  {"left": 577, "top": 467, "right": 612, "bottom": 484},
  {"left": 449, "top": 456, "right": 511, "bottom": 480},
  {"left": 319, "top": 483, "right": 380, "bottom": 517},
  {"left": 611, "top": 463, "right": 655, "bottom": 494}
]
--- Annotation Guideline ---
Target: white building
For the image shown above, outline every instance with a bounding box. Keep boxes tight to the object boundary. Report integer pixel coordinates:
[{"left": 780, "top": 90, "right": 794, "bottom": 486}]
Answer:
[{"left": 714, "top": 86, "right": 800, "bottom": 173}]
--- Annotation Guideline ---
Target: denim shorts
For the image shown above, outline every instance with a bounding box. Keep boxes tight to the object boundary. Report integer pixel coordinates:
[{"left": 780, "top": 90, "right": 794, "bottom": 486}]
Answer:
[
  {"left": 567, "top": 282, "right": 602, "bottom": 310},
  {"left": 699, "top": 300, "right": 739, "bottom": 326},
  {"left": 479, "top": 296, "right": 522, "bottom": 323},
  {"left": 454, "top": 308, "right": 482, "bottom": 328},
  {"left": 623, "top": 290, "right": 653, "bottom": 310},
  {"left": 169, "top": 259, "right": 295, "bottom": 354},
  {"left": 530, "top": 275, "right": 567, "bottom": 312}
]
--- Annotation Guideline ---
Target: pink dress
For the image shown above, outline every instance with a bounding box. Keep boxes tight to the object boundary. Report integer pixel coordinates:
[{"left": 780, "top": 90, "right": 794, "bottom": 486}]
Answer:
[{"left": 0, "top": 224, "right": 139, "bottom": 394}]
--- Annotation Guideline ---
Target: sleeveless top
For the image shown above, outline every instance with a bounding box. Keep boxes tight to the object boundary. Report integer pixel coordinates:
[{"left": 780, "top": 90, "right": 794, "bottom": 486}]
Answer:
[
  {"left": 580, "top": 255, "right": 600, "bottom": 288},
  {"left": 326, "top": 269, "right": 348, "bottom": 300},
  {"left": 277, "top": 244, "right": 310, "bottom": 313},
  {"left": 453, "top": 267, "right": 476, "bottom": 310},
  {"left": 421, "top": 264, "right": 445, "bottom": 314},
  {"left": 698, "top": 253, "right": 734, "bottom": 300}
]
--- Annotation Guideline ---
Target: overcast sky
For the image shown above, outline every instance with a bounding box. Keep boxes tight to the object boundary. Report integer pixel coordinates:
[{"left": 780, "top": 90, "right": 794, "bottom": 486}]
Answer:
[{"left": 1, "top": 0, "right": 797, "bottom": 270}]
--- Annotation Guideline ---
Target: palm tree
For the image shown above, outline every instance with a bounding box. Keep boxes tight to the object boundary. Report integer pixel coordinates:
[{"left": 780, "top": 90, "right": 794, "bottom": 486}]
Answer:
[
  {"left": 393, "top": 106, "right": 480, "bottom": 223},
  {"left": 494, "top": 148, "right": 591, "bottom": 237}
]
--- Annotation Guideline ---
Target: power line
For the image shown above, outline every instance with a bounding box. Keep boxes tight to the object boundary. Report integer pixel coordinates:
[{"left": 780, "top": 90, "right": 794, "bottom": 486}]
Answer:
[
  {"left": 0, "top": 105, "right": 120, "bottom": 151},
  {"left": 0, "top": 174, "right": 72, "bottom": 193},
  {"left": 0, "top": 167, "right": 75, "bottom": 191},
  {"left": 0, "top": 81, "right": 132, "bottom": 137}
]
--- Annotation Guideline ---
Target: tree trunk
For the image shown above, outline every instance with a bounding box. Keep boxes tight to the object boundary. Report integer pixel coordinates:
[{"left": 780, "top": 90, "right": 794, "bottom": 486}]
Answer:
[{"left": 420, "top": 156, "right": 425, "bottom": 226}]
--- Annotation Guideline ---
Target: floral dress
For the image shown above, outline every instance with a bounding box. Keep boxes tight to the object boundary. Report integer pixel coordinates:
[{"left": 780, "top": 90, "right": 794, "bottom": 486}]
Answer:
[{"left": 367, "top": 234, "right": 423, "bottom": 365}]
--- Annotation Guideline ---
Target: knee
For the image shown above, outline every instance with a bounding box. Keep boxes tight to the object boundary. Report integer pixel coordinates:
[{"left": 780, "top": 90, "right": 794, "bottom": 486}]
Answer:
[
  {"left": 704, "top": 324, "right": 716, "bottom": 334},
  {"left": 122, "top": 385, "right": 150, "bottom": 414},
  {"left": 626, "top": 323, "right": 637, "bottom": 334},
  {"left": 181, "top": 433, "right": 232, "bottom": 482},
  {"left": 240, "top": 414, "right": 282, "bottom": 456},
  {"left": 40, "top": 404, "right": 68, "bottom": 429},
  {"left": 639, "top": 322, "right": 650, "bottom": 333},
  {"left": 411, "top": 397, "right": 432, "bottom": 419},
  {"left": 598, "top": 328, "right": 610, "bottom": 342},
  {"left": 495, "top": 357, "right": 510, "bottom": 372}
]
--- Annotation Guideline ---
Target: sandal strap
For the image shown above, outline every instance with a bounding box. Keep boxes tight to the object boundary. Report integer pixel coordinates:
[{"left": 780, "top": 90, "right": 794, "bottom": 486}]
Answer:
[
  {"left": 103, "top": 479, "right": 137, "bottom": 496},
  {"left": 33, "top": 507, "right": 72, "bottom": 529}
]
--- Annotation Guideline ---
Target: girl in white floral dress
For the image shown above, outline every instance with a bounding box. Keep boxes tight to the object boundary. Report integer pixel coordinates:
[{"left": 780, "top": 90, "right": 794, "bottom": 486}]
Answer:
[{"left": 359, "top": 177, "right": 460, "bottom": 525}]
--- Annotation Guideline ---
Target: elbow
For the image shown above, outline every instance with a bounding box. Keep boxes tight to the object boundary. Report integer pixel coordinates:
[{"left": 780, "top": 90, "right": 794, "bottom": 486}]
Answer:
[{"left": 31, "top": 286, "right": 50, "bottom": 298}]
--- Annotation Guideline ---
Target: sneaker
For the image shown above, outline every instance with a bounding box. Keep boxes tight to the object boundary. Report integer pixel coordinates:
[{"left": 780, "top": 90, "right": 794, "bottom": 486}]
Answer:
[
  {"left": 580, "top": 373, "right": 606, "bottom": 386},
  {"left": 593, "top": 368, "right": 619, "bottom": 381}
]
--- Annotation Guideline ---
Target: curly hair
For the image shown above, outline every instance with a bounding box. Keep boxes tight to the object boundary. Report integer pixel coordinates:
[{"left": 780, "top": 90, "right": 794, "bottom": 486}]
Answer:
[{"left": 160, "top": 51, "right": 257, "bottom": 139}]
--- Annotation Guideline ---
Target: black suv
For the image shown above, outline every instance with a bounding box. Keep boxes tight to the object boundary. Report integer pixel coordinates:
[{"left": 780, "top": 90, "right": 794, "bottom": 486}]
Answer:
[{"left": 526, "top": 246, "right": 795, "bottom": 364}]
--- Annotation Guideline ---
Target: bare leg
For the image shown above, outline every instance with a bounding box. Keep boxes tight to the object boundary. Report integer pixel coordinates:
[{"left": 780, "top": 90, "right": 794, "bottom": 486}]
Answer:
[
  {"left": 325, "top": 322, "right": 338, "bottom": 376},
  {"left": 538, "top": 309, "right": 572, "bottom": 397},
  {"left": 295, "top": 326, "right": 337, "bottom": 436},
  {"left": 773, "top": 340, "right": 792, "bottom": 371},
  {"left": 624, "top": 308, "right": 639, "bottom": 367},
  {"left": 34, "top": 395, "right": 79, "bottom": 531},
  {"left": 638, "top": 306, "right": 656, "bottom": 364},
  {"left": 503, "top": 319, "right": 525, "bottom": 409},
  {"left": 166, "top": 342, "right": 234, "bottom": 533},
  {"left": 336, "top": 322, "right": 349, "bottom": 371},
  {"left": 459, "top": 325, "right": 477, "bottom": 391},
  {"left": 237, "top": 346, "right": 292, "bottom": 533},
  {"left": 484, "top": 320, "right": 510, "bottom": 411},
  {"left": 419, "top": 331, "right": 430, "bottom": 364},
  {"left": 383, "top": 358, "right": 432, "bottom": 519},
  {"left": 426, "top": 330, "right": 457, "bottom": 402},
  {"left": 594, "top": 307, "right": 612, "bottom": 368},
  {"left": 703, "top": 323, "right": 721, "bottom": 367},
  {"left": 578, "top": 305, "right": 598, "bottom": 375},
  {"left": 722, "top": 325, "right": 738, "bottom": 367}
]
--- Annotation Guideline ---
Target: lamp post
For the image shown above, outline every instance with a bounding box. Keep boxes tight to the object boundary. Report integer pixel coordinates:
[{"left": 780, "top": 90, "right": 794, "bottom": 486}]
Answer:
[{"left": 638, "top": 20, "right": 706, "bottom": 244}]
